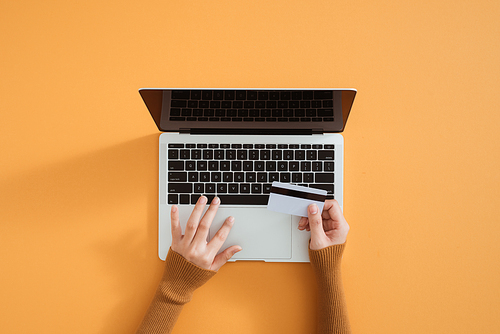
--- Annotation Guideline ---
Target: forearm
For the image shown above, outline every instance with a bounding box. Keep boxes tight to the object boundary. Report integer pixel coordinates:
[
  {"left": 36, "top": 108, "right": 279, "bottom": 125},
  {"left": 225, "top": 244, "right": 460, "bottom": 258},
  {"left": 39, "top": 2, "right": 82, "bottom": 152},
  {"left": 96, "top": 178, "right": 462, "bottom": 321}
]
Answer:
[
  {"left": 309, "top": 243, "right": 351, "bottom": 334},
  {"left": 137, "top": 249, "right": 216, "bottom": 334}
]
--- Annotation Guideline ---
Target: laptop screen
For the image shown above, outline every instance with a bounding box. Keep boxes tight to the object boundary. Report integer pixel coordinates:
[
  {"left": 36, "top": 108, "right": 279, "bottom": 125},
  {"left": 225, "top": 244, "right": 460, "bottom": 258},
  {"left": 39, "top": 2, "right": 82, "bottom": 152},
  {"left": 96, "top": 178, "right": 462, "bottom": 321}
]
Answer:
[{"left": 139, "top": 89, "right": 356, "bottom": 134}]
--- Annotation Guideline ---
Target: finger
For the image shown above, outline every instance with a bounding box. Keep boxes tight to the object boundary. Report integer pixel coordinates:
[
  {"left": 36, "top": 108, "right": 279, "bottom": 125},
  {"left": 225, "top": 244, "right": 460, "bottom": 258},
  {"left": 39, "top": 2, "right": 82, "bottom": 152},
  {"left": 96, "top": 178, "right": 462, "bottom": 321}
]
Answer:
[
  {"left": 308, "top": 203, "right": 326, "bottom": 243},
  {"left": 325, "top": 199, "right": 343, "bottom": 221},
  {"left": 184, "top": 196, "right": 208, "bottom": 241},
  {"left": 193, "top": 196, "right": 220, "bottom": 244},
  {"left": 298, "top": 216, "right": 308, "bottom": 230},
  {"left": 211, "top": 245, "right": 242, "bottom": 271},
  {"left": 170, "top": 205, "right": 182, "bottom": 245},
  {"left": 207, "top": 216, "right": 235, "bottom": 253}
]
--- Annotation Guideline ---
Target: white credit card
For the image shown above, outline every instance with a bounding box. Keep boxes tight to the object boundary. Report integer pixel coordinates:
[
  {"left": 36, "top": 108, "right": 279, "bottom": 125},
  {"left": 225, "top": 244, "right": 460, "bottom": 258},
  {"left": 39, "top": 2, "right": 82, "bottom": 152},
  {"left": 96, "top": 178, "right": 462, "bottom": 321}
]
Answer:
[{"left": 267, "top": 182, "right": 327, "bottom": 217}]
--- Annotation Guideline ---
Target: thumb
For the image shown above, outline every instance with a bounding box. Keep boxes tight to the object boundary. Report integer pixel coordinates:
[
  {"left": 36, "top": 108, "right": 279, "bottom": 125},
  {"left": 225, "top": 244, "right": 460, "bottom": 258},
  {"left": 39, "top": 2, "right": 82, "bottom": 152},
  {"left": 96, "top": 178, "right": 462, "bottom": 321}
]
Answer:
[
  {"left": 211, "top": 245, "right": 242, "bottom": 271},
  {"left": 308, "top": 204, "right": 326, "bottom": 249}
]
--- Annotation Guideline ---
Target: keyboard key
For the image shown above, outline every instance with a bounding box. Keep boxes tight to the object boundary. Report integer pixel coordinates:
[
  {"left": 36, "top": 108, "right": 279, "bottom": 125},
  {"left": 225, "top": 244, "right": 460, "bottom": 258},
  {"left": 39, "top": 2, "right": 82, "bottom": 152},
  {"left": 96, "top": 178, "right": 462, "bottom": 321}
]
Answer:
[
  {"left": 318, "top": 150, "right": 335, "bottom": 160},
  {"left": 202, "top": 91, "right": 212, "bottom": 100},
  {"left": 324, "top": 162, "right": 334, "bottom": 171},
  {"left": 231, "top": 161, "right": 242, "bottom": 171},
  {"left": 180, "top": 194, "right": 190, "bottom": 204},
  {"left": 191, "top": 150, "right": 201, "bottom": 159},
  {"left": 307, "top": 150, "right": 317, "bottom": 160},
  {"left": 269, "top": 173, "right": 279, "bottom": 182},
  {"left": 171, "top": 100, "right": 187, "bottom": 107},
  {"left": 257, "top": 172, "right": 267, "bottom": 182},
  {"left": 246, "top": 172, "right": 256, "bottom": 182},
  {"left": 168, "top": 161, "right": 184, "bottom": 170},
  {"left": 199, "top": 172, "right": 209, "bottom": 182},
  {"left": 209, "top": 161, "right": 219, "bottom": 171},
  {"left": 220, "top": 161, "right": 230, "bottom": 170},
  {"left": 168, "top": 194, "right": 178, "bottom": 204},
  {"left": 172, "top": 90, "right": 190, "bottom": 99},
  {"left": 215, "top": 150, "right": 224, "bottom": 159},
  {"left": 280, "top": 173, "right": 291, "bottom": 182},
  {"left": 312, "top": 162, "right": 322, "bottom": 171},
  {"left": 236, "top": 91, "right": 246, "bottom": 100},
  {"left": 247, "top": 91, "right": 258, "bottom": 100},
  {"left": 240, "top": 184, "right": 250, "bottom": 193},
  {"left": 188, "top": 172, "right": 198, "bottom": 182},
  {"left": 260, "top": 150, "right": 270, "bottom": 160},
  {"left": 224, "top": 90, "right": 235, "bottom": 100},
  {"left": 203, "top": 150, "right": 213, "bottom": 159},
  {"left": 168, "top": 149, "right": 179, "bottom": 159},
  {"left": 289, "top": 162, "right": 299, "bottom": 171},
  {"left": 168, "top": 172, "right": 187, "bottom": 182},
  {"left": 217, "top": 195, "right": 269, "bottom": 205},
  {"left": 292, "top": 173, "right": 302, "bottom": 183},
  {"left": 314, "top": 91, "right": 333, "bottom": 99},
  {"left": 315, "top": 173, "right": 334, "bottom": 183},
  {"left": 211, "top": 172, "right": 221, "bottom": 182},
  {"left": 217, "top": 183, "right": 227, "bottom": 193},
  {"left": 228, "top": 184, "right": 239, "bottom": 193},
  {"left": 234, "top": 172, "right": 244, "bottom": 182},
  {"left": 318, "top": 109, "right": 334, "bottom": 117},
  {"left": 191, "top": 90, "right": 202, "bottom": 100},
  {"left": 252, "top": 184, "right": 262, "bottom": 193},
  {"left": 300, "top": 161, "right": 311, "bottom": 171},
  {"left": 223, "top": 172, "right": 233, "bottom": 182},
  {"left": 168, "top": 183, "right": 192, "bottom": 193},
  {"left": 185, "top": 161, "right": 196, "bottom": 170},
  {"left": 206, "top": 183, "right": 216, "bottom": 193},
  {"left": 310, "top": 183, "right": 334, "bottom": 194},
  {"left": 303, "top": 173, "right": 314, "bottom": 183},
  {"left": 266, "top": 161, "right": 277, "bottom": 171},
  {"left": 292, "top": 91, "right": 302, "bottom": 100},
  {"left": 303, "top": 91, "right": 313, "bottom": 100},
  {"left": 213, "top": 91, "right": 224, "bottom": 100}
]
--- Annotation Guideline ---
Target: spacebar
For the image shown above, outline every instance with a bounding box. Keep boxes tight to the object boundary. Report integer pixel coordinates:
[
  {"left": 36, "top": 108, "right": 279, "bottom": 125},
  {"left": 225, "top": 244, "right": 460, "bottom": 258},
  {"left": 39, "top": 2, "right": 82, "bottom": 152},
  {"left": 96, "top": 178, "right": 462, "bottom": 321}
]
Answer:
[{"left": 218, "top": 195, "right": 269, "bottom": 205}]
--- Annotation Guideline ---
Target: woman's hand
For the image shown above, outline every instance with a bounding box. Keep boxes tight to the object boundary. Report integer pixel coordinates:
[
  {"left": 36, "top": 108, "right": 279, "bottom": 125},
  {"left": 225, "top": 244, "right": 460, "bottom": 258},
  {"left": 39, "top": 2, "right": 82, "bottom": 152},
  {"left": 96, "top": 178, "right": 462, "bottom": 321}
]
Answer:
[{"left": 170, "top": 196, "right": 242, "bottom": 271}]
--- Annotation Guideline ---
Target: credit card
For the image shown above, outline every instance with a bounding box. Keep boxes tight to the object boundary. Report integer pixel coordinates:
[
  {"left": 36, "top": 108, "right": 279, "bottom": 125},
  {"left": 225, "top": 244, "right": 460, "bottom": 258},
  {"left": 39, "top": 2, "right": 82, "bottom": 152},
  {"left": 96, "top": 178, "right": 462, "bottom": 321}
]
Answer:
[{"left": 266, "top": 181, "right": 327, "bottom": 217}]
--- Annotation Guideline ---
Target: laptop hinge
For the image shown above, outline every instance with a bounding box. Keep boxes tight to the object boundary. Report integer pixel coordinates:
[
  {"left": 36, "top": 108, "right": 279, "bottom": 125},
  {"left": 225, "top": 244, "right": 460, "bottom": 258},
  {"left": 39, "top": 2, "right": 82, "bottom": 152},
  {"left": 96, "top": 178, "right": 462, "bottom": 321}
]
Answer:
[{"left": 183, "top": 128, "right": 317, "bottom": 135}]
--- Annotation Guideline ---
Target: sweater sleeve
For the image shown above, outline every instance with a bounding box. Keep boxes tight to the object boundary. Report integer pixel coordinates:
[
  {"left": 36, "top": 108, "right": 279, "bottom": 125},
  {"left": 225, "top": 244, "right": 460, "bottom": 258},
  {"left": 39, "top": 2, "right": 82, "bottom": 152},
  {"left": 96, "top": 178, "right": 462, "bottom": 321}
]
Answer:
[
  {"left": 136, "top": 248, "right": 217, "bottom": 334},
  {"left": 309, "top": 242, "right": 351, "bottom": 334}
]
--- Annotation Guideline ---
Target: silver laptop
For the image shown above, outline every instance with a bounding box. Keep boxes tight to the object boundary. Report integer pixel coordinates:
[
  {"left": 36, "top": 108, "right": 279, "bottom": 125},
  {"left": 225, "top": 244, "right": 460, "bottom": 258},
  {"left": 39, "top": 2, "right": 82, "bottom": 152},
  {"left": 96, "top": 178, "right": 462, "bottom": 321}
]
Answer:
[{"left": 140, "top": 88, "right": 356, "bottom": 262}]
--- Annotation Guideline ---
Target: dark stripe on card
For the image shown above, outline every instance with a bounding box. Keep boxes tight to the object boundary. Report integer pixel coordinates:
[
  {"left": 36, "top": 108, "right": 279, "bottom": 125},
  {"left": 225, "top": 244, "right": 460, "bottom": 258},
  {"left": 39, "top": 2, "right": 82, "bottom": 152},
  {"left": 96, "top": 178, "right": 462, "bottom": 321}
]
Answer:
[{"left": 270, "top": 186, "right": 326, "bottom": 202}]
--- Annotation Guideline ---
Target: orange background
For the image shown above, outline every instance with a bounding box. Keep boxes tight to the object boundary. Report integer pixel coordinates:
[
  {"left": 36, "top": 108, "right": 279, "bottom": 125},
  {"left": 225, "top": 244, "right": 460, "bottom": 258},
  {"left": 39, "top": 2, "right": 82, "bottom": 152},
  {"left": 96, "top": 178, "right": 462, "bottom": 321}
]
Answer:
[{"left": 1, "top": 1, "right": 499, "bottom": 333}]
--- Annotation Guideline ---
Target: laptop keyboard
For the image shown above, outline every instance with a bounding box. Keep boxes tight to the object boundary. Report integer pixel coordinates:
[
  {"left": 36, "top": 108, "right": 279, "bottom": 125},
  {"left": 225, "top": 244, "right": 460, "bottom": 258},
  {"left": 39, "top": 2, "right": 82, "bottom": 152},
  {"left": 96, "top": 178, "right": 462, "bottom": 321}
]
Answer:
[
  {"left": 167, "top": 143, "right": 335, "bottom": 205},
  {"left": 169, "top": 89, "right": 335, "bottom": 123}
]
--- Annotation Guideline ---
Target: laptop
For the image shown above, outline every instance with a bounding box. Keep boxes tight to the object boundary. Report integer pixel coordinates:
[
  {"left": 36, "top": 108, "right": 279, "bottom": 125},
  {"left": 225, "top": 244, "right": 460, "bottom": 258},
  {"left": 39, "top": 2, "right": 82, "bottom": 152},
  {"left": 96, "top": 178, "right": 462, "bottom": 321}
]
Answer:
[{"left": 139, "top": 88, "right": 356, "bottom": 262}]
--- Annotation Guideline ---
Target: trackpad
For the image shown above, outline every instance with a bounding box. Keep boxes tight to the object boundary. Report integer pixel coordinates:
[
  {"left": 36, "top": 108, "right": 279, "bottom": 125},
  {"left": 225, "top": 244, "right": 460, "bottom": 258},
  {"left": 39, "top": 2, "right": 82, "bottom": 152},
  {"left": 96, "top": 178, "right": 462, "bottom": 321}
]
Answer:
[{"left": 210, "top": 208, "right": 292, "bottom": 260}]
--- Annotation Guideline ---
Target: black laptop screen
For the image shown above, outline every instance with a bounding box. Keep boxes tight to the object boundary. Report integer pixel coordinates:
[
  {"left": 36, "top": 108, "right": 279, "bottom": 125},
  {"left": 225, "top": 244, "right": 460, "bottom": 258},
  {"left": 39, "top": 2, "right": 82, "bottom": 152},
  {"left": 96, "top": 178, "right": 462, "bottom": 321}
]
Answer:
[{"left": 139, "top": 89, "right": 355, "bottom": 134}]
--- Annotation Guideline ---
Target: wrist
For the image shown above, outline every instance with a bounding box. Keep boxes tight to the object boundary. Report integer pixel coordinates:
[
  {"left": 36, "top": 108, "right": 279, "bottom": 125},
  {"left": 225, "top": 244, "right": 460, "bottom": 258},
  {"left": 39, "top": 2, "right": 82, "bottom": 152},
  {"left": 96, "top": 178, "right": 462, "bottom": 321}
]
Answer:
[{"left": 160, "top": 248, "right": 217, "bottom": 303}]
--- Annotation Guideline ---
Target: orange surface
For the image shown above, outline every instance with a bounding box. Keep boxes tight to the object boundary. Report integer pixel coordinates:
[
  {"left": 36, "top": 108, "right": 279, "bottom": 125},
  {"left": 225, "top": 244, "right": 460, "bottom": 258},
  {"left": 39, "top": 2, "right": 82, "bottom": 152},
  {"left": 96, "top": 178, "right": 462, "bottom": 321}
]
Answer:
[{"left": 1, "top": 1, "right": 499, "bottom": 333}]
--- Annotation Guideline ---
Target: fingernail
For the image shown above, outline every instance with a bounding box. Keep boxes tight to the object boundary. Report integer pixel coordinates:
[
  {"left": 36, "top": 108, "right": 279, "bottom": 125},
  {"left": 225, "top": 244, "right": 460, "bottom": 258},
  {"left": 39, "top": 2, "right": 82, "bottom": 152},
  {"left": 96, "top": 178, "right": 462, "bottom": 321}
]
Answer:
[
  {"left": 212, "top": 196, "right": 220, "bottom": 204},
  {"left": 228, "top": 216, "right": 234, "bottom": 223},
  {"left": 171, "top": 205, "right": 178, "bottom": 213},
  {"left": 199, "top": 196, "right": 207, "bottom": 204},
  {"left": 309, "top": 204, "right": 318, "bottom": 214}
]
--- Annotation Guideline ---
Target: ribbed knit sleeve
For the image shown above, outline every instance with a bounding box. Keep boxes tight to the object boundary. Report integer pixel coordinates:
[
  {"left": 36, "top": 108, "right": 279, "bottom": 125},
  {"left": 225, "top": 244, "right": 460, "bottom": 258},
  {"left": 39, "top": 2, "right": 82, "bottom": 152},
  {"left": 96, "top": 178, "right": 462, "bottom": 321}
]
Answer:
[
  {"left": 309, "top": 242, "right": 351, "bottom": 334},
  {"left": 136, "top": 248, "right": 217, "bottom": 334}
]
